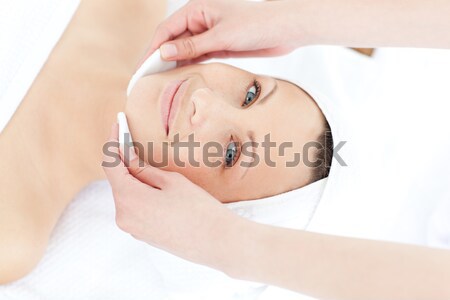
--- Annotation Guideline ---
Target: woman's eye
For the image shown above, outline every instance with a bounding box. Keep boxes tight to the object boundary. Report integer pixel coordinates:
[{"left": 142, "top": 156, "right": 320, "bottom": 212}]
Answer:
[
  {"left": 242, "top": 80, "right": 261, "bottom": 107},
  {"left": 225, "top": 141, "right": 239, "bottom": 167}
]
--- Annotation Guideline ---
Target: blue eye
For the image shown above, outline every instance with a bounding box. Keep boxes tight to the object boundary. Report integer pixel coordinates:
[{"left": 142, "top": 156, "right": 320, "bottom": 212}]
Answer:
[
  {"left": 225, "top": 141, "right": 238, "bottom": 167},
  {"left": 242, "top": 81, "right": 261, "bottom": 107}
]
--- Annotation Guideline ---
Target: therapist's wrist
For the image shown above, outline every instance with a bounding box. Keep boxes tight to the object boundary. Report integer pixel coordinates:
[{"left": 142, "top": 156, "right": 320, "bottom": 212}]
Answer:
[
  {"left": 215, "top": 216, "right": 269, "bottom": 280},
  {"left": 269, "top": 0, "right": 318, "bottom": 47},
  {"left": 277, "top": 0, "right": 336, "bottom": 47},
  {"left": 204, "top": 211, "right": 249, "bottom": 277}
]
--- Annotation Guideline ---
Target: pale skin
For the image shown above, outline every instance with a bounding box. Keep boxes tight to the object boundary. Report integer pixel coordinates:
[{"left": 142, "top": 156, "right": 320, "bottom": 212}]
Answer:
[
  {"left": 107, "top": 0, "right": 450, "bottom": 299},
  {"left": 147, "top": 0, "right": 450, "bottom": 62},
  {"left": 0, "top": 0, "right": 324, "bottom": 284}
]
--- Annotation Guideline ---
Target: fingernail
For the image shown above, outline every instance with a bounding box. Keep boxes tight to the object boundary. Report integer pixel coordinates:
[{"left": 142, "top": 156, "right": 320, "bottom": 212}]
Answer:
[{"left": 160, "top": 43, "right": 178, "bottom": 59}]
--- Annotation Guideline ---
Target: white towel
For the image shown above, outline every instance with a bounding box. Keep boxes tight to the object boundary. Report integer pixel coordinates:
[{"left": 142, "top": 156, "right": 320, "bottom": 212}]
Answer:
[{"left": 427, "top": 190, "right": 450, "bottom": 249}]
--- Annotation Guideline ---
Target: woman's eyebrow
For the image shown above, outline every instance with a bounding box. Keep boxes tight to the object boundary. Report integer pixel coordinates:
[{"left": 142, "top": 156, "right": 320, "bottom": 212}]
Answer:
[{"left": 257, "top": 80, "right": 278, "bottom": 105}]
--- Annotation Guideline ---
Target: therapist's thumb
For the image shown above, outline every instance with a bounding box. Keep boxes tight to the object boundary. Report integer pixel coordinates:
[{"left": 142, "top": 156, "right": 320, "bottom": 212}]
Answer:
[
  {"left": 160, "top": 31, "right": 220, "bottom": 61},
  {"left": 126, "top": 154, "right": 170, "bottom": 189}
]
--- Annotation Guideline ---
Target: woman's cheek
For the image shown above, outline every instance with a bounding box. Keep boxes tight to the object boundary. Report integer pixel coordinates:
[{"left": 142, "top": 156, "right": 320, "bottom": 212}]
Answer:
[
  {"left": 163, "top": 146, "right": 221, "bottom": 187},
  {"left": 165, "top": 145, "right": 212, "bottom": 170}
]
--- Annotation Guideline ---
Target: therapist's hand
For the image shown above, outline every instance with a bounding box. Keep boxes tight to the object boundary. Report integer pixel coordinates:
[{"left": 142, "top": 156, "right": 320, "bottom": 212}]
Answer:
[
  {"left": 102, "top": 124, "right": 247, "bottom": 270},
  {"left": 144, "top": 0, "right": 304, "bottom": 64}
]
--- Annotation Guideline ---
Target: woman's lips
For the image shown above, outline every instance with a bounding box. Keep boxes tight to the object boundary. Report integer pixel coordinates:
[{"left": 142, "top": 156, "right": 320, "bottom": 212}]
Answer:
[{"left": 161, "top": 79, "right": 185, "bottom": 135}]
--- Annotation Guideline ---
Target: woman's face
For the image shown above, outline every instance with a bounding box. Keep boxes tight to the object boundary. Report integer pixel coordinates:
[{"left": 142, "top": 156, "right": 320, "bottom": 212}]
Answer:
[{"left": 126, "top": 63, "right": 325, "bottom": 202}]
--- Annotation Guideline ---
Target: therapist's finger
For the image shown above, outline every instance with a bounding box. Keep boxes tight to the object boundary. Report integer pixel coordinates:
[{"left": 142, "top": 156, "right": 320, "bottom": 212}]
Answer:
[
  {"left": 103, "top": 123, "right": 168, "bottom": 191},
  {"left": 144, "top": 4, "right": 192, "bottom": 60},
  {"left": 126, "top": 152, "right": 170, "bottom": 189},
  {"left": 157, "top": 29, "right": 222, "bottom": 61},
  {"left": 147, "top": 5, "right": 223, "bottom": 61},
  {"left": 102, "top": 123, "right": 133, "bottom": 189},
  {"left": 178, "top": 47, "right": 294, "bottom": 66}
]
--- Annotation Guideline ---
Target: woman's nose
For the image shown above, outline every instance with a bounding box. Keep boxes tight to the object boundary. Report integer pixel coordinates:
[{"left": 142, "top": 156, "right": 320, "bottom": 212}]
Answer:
[{"left": 190, "top": 88, "right": 223, "bottom": 127}]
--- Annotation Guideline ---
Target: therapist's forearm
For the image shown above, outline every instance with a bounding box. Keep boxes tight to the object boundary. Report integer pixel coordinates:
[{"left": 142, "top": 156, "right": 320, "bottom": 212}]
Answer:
[
  {"left": 225, "top": 220, "right": 450, "bottom": 300},
  {"left": 287, "top": 0, "right": 450, "bottom": 49}
]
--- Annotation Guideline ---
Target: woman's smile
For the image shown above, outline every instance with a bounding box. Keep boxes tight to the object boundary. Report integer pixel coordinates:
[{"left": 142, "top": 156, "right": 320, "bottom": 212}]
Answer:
[{"left": 161, "top": 79, "right": 185, "bottom": 136}]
